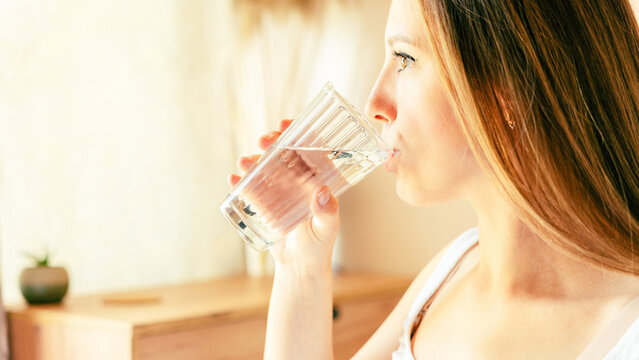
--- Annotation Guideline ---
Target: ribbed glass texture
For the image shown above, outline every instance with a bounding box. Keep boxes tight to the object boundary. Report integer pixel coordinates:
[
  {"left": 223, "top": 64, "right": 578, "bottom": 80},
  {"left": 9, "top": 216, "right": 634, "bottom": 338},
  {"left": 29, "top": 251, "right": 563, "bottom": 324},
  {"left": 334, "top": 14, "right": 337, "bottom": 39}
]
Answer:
[{"left": 220, "top": 82, "right": 389, "bottom": 251}]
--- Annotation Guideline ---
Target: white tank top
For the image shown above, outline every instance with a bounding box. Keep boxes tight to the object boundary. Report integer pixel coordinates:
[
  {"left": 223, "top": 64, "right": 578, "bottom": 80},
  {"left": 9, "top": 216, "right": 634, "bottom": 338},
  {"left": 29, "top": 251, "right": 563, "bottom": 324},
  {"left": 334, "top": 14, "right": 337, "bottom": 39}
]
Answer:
[{"left": 391, "top": 227, "right": 639, "bottom": 360}]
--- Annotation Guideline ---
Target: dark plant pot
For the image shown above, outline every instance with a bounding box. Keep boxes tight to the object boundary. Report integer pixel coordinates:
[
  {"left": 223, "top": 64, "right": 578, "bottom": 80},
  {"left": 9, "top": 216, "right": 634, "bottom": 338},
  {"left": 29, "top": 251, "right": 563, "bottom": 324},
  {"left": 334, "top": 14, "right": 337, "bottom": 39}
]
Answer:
[{"left": 20, "top": 266, "right": 69, "bottom": 305}]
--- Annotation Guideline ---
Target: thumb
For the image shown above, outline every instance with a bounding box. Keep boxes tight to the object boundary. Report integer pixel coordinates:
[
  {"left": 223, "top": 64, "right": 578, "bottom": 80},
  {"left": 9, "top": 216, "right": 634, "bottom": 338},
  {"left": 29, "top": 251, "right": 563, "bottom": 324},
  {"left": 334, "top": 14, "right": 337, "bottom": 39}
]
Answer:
[{"left": 309, "top": 185, "right": 340, "bottom": 243}]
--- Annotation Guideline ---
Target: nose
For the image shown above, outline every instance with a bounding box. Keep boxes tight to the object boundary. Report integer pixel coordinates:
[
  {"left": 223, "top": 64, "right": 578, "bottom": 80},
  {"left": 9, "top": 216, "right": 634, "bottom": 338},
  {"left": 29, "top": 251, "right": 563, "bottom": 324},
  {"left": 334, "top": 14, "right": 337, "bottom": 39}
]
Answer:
[{"left": 365, "top": 73, "right": 397, "bottom": 125}]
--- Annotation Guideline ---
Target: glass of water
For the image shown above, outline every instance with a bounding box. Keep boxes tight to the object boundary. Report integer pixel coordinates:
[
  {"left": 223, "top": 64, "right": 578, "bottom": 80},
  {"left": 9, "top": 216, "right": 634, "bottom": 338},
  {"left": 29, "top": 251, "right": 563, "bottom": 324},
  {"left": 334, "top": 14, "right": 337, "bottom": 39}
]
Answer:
[{"left": 220, "top": 82, "right": 390, "bottom": 252}]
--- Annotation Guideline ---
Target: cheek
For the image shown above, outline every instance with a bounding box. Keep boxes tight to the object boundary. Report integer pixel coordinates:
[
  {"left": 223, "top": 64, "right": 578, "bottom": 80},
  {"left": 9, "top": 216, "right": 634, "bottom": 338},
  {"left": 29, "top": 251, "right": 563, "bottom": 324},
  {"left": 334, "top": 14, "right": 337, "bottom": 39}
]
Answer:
[
  {"left": 405, "top": 82, "right": 467, "bottom": 165},
  {"left": 430, "top": 108, "right": 468, "bottom": 163},
  {"left": 395, "top": 79, "right": 478, "bottom": 204}
]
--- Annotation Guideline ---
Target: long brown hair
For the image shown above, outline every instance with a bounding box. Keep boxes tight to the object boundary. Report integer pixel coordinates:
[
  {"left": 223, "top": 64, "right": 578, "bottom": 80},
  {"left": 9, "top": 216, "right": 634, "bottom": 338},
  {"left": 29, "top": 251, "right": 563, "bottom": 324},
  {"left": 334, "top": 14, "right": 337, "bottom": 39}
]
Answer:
[{"left": 418, "top": 0, "right": 639, "bottom": 273}]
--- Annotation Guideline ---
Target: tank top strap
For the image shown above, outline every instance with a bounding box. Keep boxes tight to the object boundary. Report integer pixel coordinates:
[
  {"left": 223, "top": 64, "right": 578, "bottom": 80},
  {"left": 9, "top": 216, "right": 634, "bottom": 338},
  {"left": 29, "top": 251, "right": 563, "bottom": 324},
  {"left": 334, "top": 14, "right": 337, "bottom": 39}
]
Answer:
[
  {"left": 392, "top": 226, "right": 480, "bottom": 360},
  {"left": 404, "top": 227, "right": 480, "bottom": 332}
]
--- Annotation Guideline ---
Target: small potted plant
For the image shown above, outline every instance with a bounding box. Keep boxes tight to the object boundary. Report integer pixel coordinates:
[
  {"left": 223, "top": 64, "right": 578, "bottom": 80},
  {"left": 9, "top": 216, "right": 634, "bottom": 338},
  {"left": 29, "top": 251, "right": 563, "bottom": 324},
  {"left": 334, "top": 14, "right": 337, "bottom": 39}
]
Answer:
[{"left": 20, "top": 249, "right": 69, "bottom": 304}]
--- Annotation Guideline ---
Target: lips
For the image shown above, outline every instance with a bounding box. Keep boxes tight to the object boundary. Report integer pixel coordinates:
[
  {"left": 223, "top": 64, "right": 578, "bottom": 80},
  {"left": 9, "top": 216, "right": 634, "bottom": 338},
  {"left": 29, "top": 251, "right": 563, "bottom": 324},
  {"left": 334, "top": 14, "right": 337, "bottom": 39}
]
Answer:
[{"left": 384, "top": 148, "right": 400, "bottom": 172}]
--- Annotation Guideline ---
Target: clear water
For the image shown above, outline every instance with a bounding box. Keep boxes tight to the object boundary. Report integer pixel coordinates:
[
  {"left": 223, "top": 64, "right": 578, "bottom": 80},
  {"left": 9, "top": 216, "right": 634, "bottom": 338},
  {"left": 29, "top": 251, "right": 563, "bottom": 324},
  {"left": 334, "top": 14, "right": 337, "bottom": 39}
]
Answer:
[
  {"left": 279, "top": 146, "right": 388, "bottom": 184},
  {"left": 230, "top": 146, "right": 388, "bottom": 237}
]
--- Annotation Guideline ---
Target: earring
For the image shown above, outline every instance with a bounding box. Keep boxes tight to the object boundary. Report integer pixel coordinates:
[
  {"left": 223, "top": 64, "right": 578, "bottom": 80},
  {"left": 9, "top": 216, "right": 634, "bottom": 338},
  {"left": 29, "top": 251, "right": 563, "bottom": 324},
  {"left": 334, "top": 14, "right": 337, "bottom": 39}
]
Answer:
[{"left": 506, "top": 112, "right": 515, "bottom": 129}]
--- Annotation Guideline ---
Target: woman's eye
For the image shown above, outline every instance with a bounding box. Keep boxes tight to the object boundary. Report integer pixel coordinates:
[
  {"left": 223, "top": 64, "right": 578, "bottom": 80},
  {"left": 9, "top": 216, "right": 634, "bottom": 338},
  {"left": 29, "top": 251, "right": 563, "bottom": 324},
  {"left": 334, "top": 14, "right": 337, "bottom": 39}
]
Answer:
[{"left": 393, "top": 51, "right": 415, "bottom": 73}]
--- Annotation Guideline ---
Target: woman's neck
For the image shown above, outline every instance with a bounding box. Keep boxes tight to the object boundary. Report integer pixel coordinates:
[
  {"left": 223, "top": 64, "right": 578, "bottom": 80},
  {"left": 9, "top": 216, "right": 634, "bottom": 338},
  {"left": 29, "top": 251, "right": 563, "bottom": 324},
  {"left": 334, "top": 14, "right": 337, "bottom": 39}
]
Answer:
[{"left": 466, "top": 183, "right": 638, "bottom": 301}]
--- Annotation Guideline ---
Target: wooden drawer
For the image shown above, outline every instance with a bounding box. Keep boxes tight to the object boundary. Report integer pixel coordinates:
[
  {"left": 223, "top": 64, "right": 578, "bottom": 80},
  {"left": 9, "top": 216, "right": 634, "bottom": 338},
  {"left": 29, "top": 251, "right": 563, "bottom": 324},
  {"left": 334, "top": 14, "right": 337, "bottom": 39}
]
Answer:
[
  {"left": 7, "top": 273, "right": 410, "bottom": 360},
  {"left": 135, "top": 317, "right": 267, "bottom": 360},
  {"left": 9, "top": 313, "right": 132, "bottom": 360},
  {"left": 132, "top": 293, "right": 400, "bottom": 360}
]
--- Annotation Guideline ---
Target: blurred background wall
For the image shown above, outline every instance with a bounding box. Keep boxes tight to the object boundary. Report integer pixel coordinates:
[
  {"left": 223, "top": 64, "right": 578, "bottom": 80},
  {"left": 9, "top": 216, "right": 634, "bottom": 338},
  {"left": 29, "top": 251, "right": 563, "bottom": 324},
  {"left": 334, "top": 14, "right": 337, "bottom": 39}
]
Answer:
[
  {"left": 4, "top": 0, "right": 635, "bottom": 309},
  {"left": 0, "top": 1, "right": 245, "bottom": 304}
]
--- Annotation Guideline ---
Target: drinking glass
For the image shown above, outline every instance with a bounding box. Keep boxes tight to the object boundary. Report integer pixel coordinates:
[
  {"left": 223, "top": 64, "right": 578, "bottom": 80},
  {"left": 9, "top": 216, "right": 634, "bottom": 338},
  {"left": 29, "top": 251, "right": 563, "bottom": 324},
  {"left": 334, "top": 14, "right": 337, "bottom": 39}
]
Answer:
[{"left": 220, "top": 82, "right": 390, "bottom": 251}]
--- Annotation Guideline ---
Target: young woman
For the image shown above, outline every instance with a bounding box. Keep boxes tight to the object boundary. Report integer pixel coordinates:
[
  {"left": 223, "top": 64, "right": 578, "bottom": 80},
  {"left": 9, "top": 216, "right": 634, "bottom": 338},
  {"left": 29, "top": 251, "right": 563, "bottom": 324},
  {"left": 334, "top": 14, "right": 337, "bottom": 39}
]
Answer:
[{"left": 229, "top": 0, "right": 639, "bottom": 358}]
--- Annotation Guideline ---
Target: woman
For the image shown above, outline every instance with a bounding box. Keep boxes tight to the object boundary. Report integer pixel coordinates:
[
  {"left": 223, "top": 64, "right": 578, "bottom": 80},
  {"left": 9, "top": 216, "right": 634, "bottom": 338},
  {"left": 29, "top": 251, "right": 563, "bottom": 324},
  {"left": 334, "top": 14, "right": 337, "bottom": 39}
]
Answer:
[{"left": 229, "top": 0, "right": 639, "bottom": 358}]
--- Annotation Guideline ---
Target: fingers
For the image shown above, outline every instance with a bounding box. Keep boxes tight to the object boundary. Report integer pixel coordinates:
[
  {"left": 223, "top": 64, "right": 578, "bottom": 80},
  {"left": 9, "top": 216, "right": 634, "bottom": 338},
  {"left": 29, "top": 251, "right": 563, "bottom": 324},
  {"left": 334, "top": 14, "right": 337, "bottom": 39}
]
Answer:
[
  {"left": 279, "top": 119, "right": 293, "bottom": 132},
  {"left": 257, "top": 119, "right": 292, "bottom": 151},
  {"left": 228, "top": 173, "right": 241, "bottom": 187},
  {"left": 309, "top": 186, "right": 340, "bottom": 244},
  {"left": 258, "top": 131, "right": 281, "bottom": 151},
  {"left": 229, "top": 154, "right": 260, "bottom": 188},
  {"left": 236, "top": 154, "right": 260, "bottom": 173},
  {"left": 229, "top": 119, "right": 293, "bottom": 188}
]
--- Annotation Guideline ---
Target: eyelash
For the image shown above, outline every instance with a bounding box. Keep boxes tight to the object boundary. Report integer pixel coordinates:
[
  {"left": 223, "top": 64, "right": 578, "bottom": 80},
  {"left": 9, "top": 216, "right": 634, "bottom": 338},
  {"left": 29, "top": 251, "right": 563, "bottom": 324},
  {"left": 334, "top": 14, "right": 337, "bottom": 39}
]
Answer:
[{"left": 393, "top": 51, "right": 416, "bottom": 72}]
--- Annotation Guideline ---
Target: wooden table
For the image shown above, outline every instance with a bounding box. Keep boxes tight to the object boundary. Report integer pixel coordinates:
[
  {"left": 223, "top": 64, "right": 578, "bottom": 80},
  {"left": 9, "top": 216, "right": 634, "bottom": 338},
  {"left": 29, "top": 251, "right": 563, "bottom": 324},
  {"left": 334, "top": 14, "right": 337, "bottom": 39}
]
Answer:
[{"left": 7, "top": 272, "right": 411, "bottom": 360}]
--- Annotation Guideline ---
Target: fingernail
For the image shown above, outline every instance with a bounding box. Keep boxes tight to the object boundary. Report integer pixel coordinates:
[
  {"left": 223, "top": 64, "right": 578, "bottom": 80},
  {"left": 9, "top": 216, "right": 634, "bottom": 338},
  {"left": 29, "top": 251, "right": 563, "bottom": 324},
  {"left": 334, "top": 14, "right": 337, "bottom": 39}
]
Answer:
[{"left": 317, "top": 187, "right": 330, "bottom": 206}]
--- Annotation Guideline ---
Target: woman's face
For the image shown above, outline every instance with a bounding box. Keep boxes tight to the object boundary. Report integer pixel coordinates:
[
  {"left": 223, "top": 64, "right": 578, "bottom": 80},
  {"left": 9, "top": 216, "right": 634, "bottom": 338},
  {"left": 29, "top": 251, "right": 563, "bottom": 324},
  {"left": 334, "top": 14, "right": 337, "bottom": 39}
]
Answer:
[{"left": 366, "top": 0, "right": 483, "bottom": 206}]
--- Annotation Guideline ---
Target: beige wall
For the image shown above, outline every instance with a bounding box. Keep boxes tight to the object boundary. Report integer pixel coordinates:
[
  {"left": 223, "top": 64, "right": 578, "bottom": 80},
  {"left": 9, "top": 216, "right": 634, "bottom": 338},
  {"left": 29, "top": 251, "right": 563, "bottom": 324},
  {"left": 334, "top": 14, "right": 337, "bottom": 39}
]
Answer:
[{"left": 0, "top": 0, "right": 244, "bottom": 304}]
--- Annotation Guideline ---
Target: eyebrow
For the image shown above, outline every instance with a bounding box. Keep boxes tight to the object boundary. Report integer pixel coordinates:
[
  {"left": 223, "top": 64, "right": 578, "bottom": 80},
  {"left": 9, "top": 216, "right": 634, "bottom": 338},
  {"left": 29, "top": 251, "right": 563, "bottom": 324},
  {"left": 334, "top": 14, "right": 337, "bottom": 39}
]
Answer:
[{"left": 386, "top": 34, "right": 417, "bottom": 47}]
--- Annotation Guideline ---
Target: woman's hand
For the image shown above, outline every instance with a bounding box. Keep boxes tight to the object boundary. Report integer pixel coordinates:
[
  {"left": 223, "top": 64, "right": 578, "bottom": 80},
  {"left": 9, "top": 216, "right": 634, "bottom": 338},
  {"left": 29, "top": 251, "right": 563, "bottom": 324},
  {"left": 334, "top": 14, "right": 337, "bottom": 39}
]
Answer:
[{"left": 228, "top": 119, "right": 340, "bottom": 272}]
